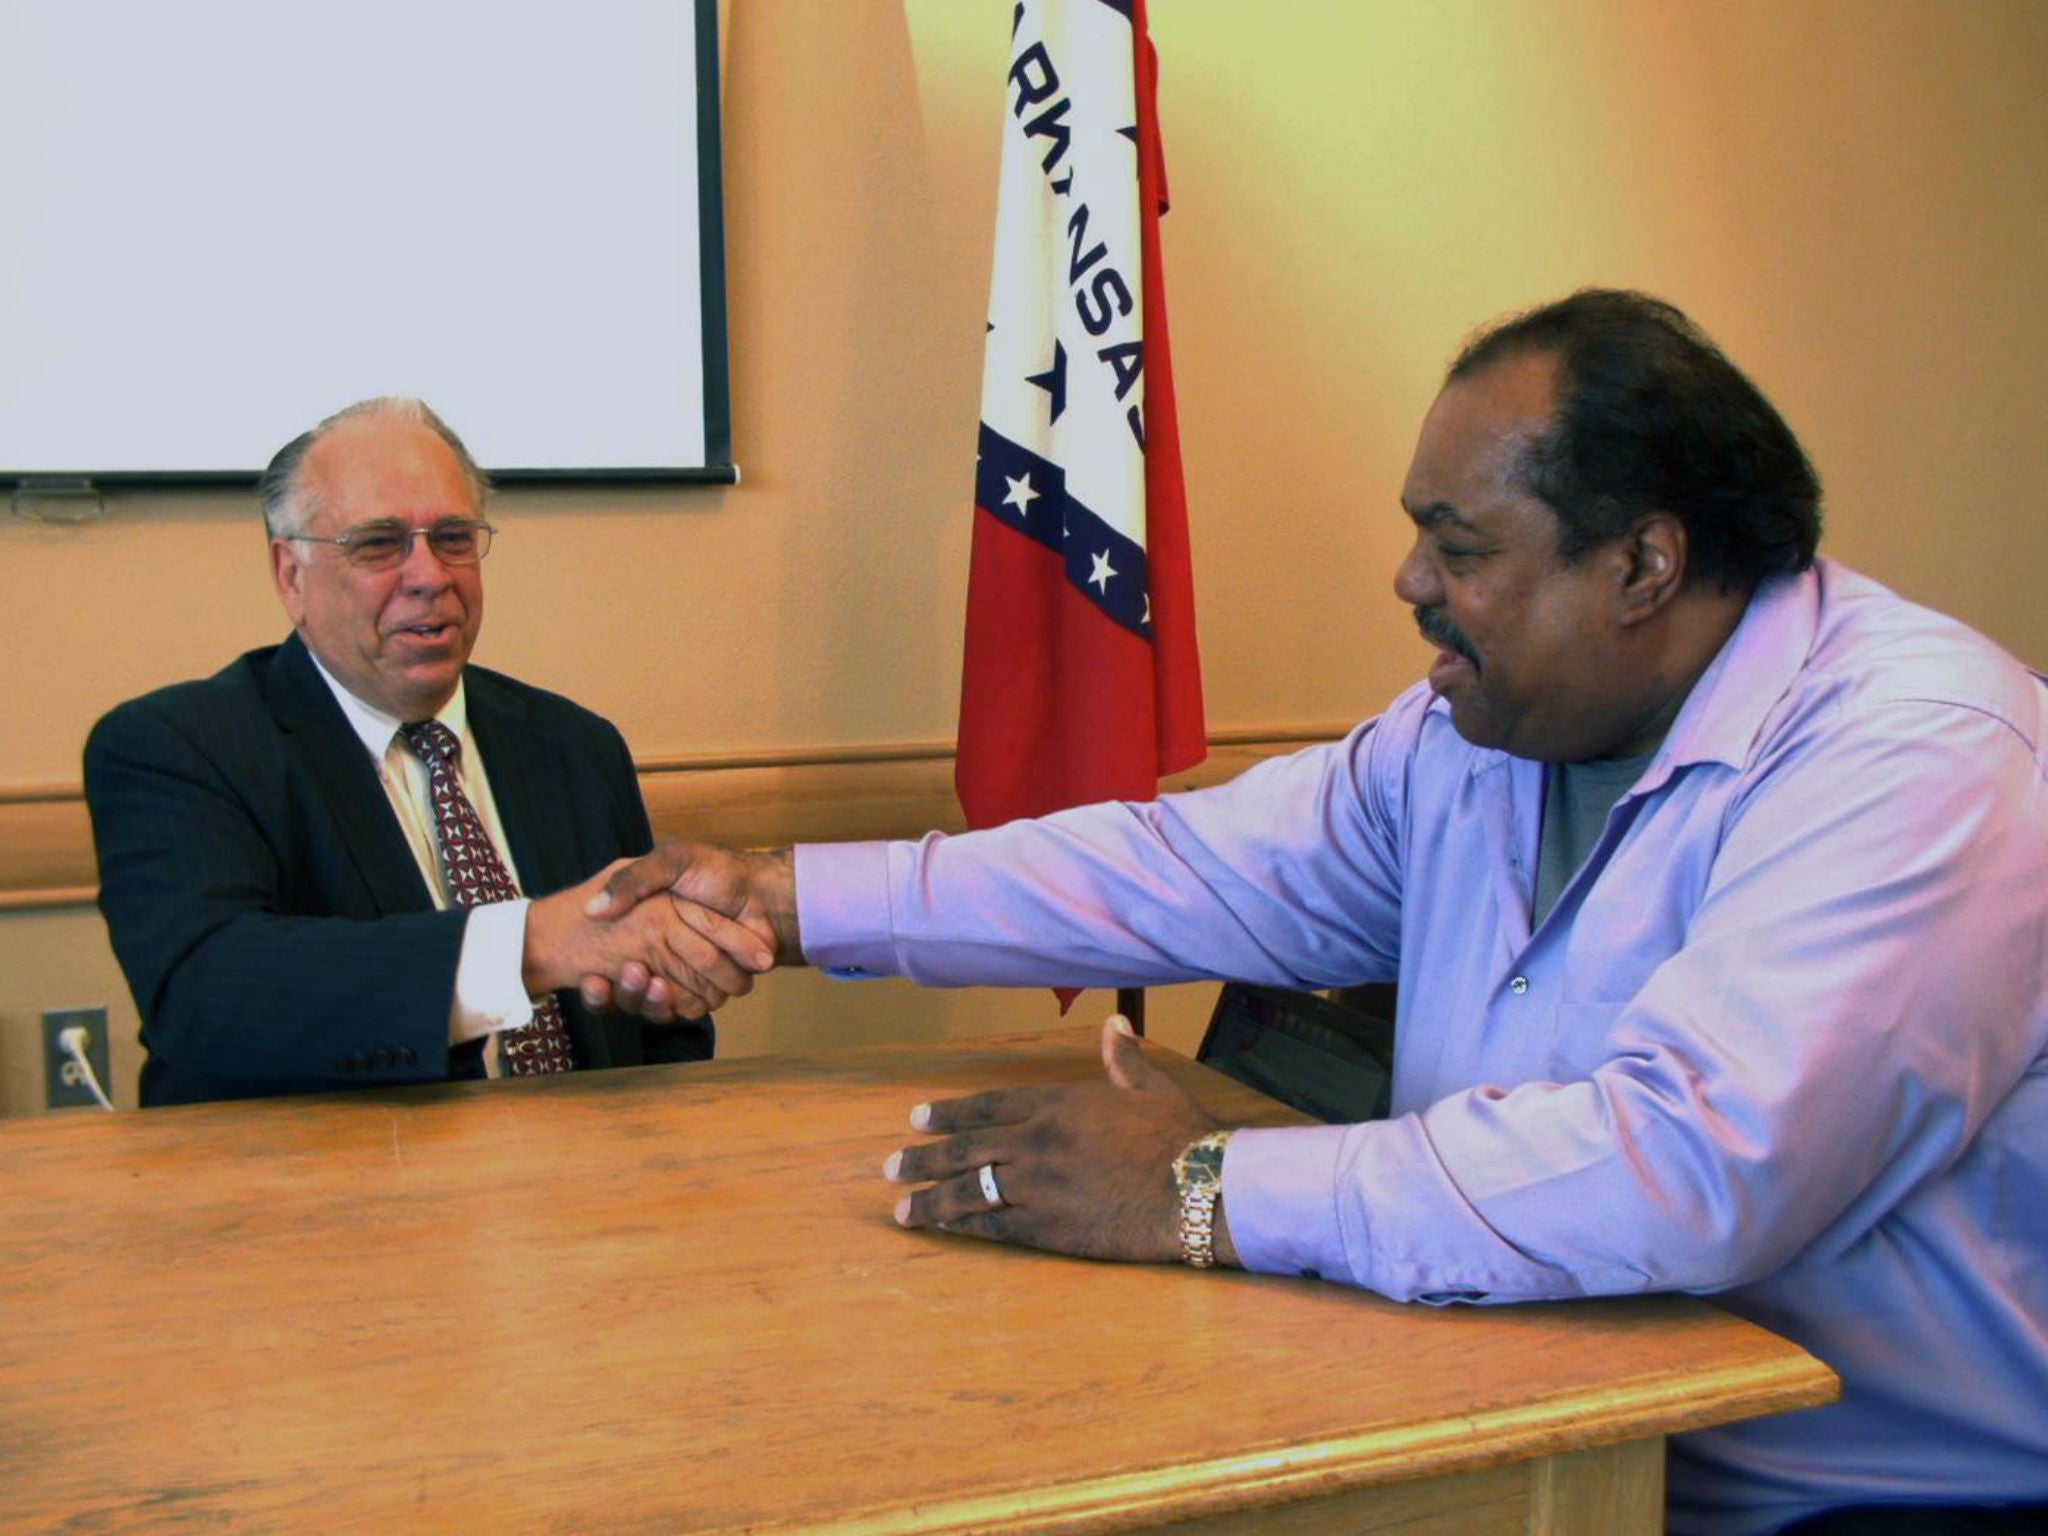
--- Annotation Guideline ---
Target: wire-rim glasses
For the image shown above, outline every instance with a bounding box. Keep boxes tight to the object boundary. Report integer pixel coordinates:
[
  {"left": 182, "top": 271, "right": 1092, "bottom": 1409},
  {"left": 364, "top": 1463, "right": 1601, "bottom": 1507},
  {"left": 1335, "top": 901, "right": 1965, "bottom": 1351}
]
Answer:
[{"left": 283, "top": 519, "right": 496, "bottom": 571}]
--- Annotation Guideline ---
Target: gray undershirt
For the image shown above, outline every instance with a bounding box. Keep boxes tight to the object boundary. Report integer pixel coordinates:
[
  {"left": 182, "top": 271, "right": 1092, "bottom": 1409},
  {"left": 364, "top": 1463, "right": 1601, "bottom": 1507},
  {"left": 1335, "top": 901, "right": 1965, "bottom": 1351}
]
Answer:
[{"left": 1532, "top": 749, "right": 1658, "bottom": 927}]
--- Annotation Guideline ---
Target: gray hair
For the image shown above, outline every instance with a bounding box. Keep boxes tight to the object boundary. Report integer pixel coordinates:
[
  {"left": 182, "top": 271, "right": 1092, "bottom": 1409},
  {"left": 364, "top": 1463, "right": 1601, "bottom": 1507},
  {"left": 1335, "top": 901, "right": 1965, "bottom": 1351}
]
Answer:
[{"left": 259, "top": 397, "right": 491, "bottom": 538}]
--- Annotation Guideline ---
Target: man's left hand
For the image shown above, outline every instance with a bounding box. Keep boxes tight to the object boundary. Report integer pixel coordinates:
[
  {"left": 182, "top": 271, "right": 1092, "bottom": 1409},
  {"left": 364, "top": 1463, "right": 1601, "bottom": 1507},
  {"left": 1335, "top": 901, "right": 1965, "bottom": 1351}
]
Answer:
[{"left": 884, "top": 1016, "right": 1230, "bottom": 1264}]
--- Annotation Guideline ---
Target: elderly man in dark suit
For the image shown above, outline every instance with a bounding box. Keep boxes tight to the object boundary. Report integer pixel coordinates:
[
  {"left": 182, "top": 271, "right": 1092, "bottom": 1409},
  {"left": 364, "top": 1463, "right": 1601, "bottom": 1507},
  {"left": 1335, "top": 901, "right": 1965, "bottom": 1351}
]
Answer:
[{"left": 84, "top": 397, "right": 761, "bottom": 1106}]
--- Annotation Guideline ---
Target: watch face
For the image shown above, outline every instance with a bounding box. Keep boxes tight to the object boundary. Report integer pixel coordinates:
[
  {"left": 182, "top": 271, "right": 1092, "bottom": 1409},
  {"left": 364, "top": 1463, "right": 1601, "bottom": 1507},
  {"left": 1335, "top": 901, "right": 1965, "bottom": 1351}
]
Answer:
[{"left": 1175, "top": 1134, "right": 1227, "bottom": 1190}]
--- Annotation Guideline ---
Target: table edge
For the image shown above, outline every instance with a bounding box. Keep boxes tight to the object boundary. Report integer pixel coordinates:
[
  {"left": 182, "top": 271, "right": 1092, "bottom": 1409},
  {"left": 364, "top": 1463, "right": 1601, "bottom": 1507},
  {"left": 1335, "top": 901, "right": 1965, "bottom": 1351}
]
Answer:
[{"left": 713, "top": 1351, "right": 1838, "bottom": 1536}]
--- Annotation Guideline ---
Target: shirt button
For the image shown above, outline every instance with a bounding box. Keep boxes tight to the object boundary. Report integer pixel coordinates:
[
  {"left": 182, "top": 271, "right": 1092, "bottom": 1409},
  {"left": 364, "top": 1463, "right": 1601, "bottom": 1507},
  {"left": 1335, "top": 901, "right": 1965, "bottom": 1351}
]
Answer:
[{"left": 1509, "top": 975, "right": 1529, "bottom": 995}]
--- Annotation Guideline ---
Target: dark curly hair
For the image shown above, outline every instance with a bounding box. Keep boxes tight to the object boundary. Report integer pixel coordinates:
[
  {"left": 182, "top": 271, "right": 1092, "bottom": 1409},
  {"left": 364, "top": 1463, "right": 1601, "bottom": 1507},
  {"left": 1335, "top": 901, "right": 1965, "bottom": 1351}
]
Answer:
[{"left": 1450, "top": 290, "right": 1821, "bottom": 592}]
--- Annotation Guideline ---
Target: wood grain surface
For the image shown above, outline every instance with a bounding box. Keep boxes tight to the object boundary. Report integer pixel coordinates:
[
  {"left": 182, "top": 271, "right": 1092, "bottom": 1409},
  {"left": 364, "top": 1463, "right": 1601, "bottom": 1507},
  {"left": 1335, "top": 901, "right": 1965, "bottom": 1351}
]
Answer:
[{"left": 0, "top": 1030, "right": 1836, "bottom": 1533}]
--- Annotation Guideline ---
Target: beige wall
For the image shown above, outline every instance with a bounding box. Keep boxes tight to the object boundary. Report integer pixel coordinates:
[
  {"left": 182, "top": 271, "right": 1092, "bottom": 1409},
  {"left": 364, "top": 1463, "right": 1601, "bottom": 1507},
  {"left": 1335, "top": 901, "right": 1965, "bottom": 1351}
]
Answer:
[{"left": 3, "top": 0, "right": 2043, "bottom": 1115}]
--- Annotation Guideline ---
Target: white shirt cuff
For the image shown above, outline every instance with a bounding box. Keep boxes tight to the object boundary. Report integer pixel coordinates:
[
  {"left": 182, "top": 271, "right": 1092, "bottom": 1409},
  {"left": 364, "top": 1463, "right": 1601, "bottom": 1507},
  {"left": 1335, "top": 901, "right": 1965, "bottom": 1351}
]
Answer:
[{"left": 449, "top": 899, "right": 540, "bottom": 1045}]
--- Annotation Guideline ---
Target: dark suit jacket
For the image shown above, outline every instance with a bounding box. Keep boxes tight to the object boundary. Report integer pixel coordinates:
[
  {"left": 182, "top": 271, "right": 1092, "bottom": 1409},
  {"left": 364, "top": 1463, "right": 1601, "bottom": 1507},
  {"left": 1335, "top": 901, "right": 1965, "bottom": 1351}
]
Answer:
[{"left": 84, "top": 633, "right": 712, "bottom": 1106}]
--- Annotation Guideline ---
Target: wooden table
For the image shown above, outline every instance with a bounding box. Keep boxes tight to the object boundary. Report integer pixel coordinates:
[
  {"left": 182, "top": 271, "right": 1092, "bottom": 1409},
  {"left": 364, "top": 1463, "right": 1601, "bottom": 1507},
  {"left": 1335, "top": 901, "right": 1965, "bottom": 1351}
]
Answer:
[{"left": 0, "top": 1030, "right": 1835, "bottom": 1534}]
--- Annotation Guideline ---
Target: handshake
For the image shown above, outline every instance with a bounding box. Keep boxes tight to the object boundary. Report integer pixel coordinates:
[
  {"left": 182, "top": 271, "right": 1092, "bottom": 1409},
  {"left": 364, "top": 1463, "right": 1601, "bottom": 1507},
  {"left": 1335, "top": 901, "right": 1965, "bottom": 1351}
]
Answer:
[{"left": 520, "top": 841, "right": 799, "bottom": 1024}]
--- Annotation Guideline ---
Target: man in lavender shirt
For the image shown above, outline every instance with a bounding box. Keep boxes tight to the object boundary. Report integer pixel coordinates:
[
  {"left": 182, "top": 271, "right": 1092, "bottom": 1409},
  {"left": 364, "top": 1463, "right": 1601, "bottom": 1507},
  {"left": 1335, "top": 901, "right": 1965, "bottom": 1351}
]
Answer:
[{"left": 593, "top": 292, "right": 2047, "bottom": 1536}]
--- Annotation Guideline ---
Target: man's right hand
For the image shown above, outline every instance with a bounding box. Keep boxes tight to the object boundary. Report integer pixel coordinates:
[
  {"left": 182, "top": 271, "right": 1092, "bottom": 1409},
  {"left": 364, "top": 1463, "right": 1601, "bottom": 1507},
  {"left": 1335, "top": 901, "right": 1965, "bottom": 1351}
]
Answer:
[{"left": 579, "top": 841, "right": 799, "bottom": 1015}]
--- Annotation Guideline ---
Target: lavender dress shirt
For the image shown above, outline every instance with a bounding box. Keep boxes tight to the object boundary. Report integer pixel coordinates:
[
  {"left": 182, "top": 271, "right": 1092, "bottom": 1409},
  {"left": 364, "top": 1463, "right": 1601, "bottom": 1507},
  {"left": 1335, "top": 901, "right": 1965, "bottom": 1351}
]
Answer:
[{"left": 799, "top": 560, "right": 2047, "bottom": 1535}]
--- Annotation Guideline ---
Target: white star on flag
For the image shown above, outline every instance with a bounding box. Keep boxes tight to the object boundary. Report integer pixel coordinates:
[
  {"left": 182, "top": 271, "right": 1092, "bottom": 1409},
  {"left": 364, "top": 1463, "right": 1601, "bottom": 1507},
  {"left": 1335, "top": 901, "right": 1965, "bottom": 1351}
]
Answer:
[
  {"left": 1002, "top": 473, "right": 1039, "bottom": 514},
  {"left": 1088, "top": 550, "right": 1117, "bottom": 592}
]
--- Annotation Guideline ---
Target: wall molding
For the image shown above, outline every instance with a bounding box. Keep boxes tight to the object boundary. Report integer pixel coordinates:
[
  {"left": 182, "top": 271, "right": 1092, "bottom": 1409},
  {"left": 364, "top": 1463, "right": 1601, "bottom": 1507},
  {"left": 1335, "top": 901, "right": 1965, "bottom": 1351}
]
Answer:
[{"left": 0, "top": 725, "right": 1351, "bottom": 913}]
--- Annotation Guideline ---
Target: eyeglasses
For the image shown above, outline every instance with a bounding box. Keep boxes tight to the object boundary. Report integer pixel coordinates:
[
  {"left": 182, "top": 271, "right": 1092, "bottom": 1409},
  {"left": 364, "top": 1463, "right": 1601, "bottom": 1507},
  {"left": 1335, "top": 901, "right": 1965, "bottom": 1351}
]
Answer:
[{"left": 284, "top": 519, "right": 496, "bottom": 570}]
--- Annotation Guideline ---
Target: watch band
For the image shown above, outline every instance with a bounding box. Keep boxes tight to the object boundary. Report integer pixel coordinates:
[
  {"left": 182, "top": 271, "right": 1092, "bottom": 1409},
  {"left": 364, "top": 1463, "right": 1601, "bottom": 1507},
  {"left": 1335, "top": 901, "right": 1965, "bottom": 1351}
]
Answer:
[{"left": 1173, "top": 1130, "right": 1234, "bottom": 1268}]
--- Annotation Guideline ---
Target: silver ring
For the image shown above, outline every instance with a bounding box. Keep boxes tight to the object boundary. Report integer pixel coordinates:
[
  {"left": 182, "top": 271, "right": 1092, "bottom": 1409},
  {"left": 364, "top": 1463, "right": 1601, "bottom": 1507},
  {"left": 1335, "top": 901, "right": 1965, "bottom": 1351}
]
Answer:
[{"left": 977, "top": 1162, "right": 1004, "bottom": 1208}]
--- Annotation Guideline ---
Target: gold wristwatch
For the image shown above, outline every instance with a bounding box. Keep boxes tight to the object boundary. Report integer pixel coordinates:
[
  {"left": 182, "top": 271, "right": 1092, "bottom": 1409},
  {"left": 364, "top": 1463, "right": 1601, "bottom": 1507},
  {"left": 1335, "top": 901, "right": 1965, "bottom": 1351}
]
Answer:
[{"left": 1172, "top": 1130, "right": 1234, "bottom": 1268}]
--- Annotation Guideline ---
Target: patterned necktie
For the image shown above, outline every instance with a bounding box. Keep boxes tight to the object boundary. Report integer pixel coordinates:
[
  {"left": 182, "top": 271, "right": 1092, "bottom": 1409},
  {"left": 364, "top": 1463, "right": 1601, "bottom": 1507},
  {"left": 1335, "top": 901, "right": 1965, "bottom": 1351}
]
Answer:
[{"left": 399, "top": 720, "right": 574, "bottom": 1076}]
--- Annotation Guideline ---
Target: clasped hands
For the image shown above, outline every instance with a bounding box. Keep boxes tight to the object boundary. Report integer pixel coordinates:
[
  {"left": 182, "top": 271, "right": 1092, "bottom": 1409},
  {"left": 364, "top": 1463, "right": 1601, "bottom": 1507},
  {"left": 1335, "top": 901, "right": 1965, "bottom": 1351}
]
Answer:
[
  {"left": 520, "top": 842, "right": 791, "bottom": 1025},
  {"left": 558, "top": 840, "right": 1233, "bottom": 1266}
]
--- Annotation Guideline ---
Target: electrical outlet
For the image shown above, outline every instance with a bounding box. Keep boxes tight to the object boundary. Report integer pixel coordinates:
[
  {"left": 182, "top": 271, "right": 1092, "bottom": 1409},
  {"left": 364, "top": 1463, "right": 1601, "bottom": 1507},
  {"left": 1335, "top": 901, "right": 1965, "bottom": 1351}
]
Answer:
[{"left": 43, "top": 1007, "right": 112, "bottom": 1111}]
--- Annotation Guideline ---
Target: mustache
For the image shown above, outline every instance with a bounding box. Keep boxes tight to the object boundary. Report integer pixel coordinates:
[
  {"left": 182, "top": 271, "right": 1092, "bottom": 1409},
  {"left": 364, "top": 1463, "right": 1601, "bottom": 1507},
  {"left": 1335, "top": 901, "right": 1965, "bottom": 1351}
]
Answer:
[{"left": 1414, "top": 607, "right": 1476, "bottom": 663}]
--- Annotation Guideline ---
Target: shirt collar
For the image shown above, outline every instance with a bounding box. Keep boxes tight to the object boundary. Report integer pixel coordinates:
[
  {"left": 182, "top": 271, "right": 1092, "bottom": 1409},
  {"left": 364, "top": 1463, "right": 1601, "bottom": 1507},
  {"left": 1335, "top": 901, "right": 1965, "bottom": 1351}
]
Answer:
[
  {"left": 1650, "top": 563, "right": 1820, "bottom": 778},
  {"left": 302, "top": 647, "right": 470, "bottom": 763}
]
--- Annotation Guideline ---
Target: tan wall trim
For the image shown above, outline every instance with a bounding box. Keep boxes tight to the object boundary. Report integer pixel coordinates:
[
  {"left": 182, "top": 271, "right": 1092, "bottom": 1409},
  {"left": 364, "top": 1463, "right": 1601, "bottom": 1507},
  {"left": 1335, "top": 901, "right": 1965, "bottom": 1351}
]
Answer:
[
  {"left": 0, "top": 787, "right": 99, "bottom": 912},
  {"left": 0, "top": 726, "right": 1350, "bottom": 913}
]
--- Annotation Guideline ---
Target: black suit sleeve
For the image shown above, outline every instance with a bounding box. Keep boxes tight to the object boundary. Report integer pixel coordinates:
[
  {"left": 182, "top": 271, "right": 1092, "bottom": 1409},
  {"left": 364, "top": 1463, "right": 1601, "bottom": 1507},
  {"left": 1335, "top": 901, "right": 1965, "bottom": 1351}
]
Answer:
[
  {"left": 602, "top": 714, "right": 655, "bottom": 863},
  {"left": 84, "top": 696, "right": 462, "bottom": 1104}
]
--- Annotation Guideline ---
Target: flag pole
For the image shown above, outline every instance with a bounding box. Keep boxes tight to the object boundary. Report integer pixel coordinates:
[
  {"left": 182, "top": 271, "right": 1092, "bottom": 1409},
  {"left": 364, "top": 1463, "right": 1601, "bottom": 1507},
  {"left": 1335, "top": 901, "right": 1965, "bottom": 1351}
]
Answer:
[{"left": 1116, "top": 987, "right": 1146, "bottom": 1035}]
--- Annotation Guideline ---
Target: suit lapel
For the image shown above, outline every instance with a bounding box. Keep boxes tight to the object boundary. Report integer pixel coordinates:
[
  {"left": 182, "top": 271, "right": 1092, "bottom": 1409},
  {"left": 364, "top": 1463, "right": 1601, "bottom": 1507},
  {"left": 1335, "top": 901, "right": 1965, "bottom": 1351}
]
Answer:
[
  {"left": 264, "top": 633, "right": 435, "bottom": 916},
  {"left": 465, "top": 672, "right": 568, "bottom": 899}
]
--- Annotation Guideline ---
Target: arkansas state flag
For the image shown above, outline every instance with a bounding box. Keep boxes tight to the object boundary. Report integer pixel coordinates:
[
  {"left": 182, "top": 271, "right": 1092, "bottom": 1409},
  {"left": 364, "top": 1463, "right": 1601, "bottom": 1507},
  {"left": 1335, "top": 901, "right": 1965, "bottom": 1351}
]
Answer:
[{"left": 957, "top": 0, "right": 1205, "bottom": 833}]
